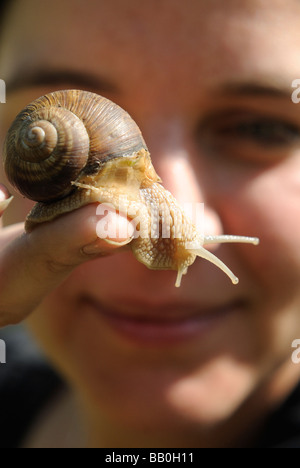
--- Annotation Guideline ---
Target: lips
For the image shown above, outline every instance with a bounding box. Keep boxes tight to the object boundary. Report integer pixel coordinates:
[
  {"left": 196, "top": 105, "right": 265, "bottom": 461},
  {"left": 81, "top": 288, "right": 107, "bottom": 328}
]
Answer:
[{"left": 81, "top": 296, "right": 243, "bottom": 346}]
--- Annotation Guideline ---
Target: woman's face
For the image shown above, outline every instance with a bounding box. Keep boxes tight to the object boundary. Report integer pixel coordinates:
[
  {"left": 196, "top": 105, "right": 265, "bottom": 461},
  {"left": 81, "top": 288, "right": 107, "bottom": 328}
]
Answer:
[{"left": 1, "top": 0, "right": 300, "bottom": 445}]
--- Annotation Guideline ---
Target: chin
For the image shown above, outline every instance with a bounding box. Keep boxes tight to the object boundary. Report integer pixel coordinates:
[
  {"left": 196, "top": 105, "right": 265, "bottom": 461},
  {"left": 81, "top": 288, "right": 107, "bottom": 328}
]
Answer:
[{"left": 68, "top": 346, "right": 257, "bottom": 438}]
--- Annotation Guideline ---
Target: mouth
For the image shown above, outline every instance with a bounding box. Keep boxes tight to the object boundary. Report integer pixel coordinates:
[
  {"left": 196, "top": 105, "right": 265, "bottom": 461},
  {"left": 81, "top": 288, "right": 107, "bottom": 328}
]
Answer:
[{"left": 81, "top": 296, "right": 244, "bottom": 347}]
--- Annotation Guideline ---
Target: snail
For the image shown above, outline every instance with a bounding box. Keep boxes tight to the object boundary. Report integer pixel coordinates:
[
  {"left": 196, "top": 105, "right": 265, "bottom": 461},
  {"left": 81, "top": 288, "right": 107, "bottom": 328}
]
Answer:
[{"left": 3, "top": 90, "right": 259, "bottom": 287}]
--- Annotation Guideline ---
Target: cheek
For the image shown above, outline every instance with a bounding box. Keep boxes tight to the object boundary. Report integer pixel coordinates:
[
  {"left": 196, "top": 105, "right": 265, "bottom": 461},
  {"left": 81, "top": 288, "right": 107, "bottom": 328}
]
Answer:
[
  {"left": 213, "top": 161, "right": 300, "bottom": 360},
  {"left": 219, "top": 161, "right": 300, "bottom": 295},
  {"left": 25, "top": 255, "right": 136, "bottom": 377},
  {"left": 25, "top": 286, "right": 76, "bottom": 365}
]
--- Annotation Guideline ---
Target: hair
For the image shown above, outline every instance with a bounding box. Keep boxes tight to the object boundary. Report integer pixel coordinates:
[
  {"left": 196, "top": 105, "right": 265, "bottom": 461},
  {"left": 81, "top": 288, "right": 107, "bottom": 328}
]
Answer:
[
  {"left": 0, "top": 1, "right": 7, "bottom": 36},
  {"left": 0, "top": 1, "right": 9, "bottom": 19},
  {"left": 0, "top": 0, "right": 14, "bottom": 33},
  {"left": 0, "top": 1, "right": 7, "bottom": 16}
]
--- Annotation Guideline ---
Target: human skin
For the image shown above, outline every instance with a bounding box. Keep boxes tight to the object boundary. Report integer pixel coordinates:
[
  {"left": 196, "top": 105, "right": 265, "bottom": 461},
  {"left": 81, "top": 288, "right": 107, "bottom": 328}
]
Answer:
[{"left": 0, "top": 0, "right": 300, "bottom": 447}]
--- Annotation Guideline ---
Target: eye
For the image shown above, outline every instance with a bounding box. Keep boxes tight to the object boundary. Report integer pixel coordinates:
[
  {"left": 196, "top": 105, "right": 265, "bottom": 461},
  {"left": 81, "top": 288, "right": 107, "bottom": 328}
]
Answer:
[
  {"left": 209, "top": 118, "right": 300, "bottom": 146},
  {"left": 196, "top": 110, "right": 300, "bottom": 164}
]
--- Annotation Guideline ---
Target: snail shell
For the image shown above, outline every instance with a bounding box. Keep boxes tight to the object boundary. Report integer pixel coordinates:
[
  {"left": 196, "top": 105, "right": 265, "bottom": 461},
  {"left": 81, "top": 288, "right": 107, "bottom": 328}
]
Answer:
[
  {"left": 4, "top": 90, "right": 149, "bottom": 203},
  {"left": 3, "top": 90, "right": 259, "bottom": 287}
]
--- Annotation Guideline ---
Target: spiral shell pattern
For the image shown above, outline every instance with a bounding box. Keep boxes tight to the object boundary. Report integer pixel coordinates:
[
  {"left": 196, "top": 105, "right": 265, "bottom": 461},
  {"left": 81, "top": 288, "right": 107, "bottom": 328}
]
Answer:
[{"left": 3, "top": 90, "right": 148, "bottom": 203}]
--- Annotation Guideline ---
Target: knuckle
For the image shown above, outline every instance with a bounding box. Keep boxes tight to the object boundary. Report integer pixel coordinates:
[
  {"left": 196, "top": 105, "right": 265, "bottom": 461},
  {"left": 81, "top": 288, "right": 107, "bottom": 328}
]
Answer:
[{"left": 45, "top": 257, "right": 76, "bottom": 274}]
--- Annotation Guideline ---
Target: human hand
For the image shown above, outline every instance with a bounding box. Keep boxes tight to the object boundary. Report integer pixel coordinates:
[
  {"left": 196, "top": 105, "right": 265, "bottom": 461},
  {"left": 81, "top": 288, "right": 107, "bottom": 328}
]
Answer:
[{"left": 0, "top": 188, "right": 133, "bottom": 327}]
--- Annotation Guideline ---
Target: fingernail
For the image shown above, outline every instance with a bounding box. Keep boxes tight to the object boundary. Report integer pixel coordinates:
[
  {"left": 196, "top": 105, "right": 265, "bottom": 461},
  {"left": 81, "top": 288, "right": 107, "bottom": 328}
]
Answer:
[{"left": 0, "top": 190, "right": 13, "bottom": 216}]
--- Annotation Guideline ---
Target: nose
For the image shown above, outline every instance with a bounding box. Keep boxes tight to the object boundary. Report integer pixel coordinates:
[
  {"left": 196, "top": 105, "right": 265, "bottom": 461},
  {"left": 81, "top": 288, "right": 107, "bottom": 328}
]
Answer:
[{"left": 143, "top": 116, "right": 224, "bottom": 239}]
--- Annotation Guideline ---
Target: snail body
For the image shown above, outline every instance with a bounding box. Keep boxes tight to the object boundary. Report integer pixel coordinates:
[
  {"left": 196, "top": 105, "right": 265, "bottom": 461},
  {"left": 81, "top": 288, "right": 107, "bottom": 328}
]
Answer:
[{"left": 3, "top": 90, "right": 259, "bottom": 287}]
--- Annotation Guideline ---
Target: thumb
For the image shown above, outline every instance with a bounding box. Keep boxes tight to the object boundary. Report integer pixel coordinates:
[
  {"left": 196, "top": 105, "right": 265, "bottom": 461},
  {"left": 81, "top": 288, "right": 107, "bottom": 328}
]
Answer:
[{"left": 82, "top": 203, "right": 135, "bottom": 253}]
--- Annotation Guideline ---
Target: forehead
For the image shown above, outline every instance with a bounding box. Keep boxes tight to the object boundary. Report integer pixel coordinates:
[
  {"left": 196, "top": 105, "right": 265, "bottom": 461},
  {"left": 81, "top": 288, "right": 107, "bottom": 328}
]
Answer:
[{"left": 1, "top": 0, "right": 300, "bottom": 94}]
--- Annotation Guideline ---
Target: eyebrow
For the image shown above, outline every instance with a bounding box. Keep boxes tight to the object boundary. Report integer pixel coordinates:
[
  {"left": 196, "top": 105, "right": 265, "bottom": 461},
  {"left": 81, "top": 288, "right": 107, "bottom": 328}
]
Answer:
[
  {"left": 217, "top": 81, "right": 293, "bottom": 98},
  {"left": 5, "top": 69, "right": 118, "bottom": 93}
]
